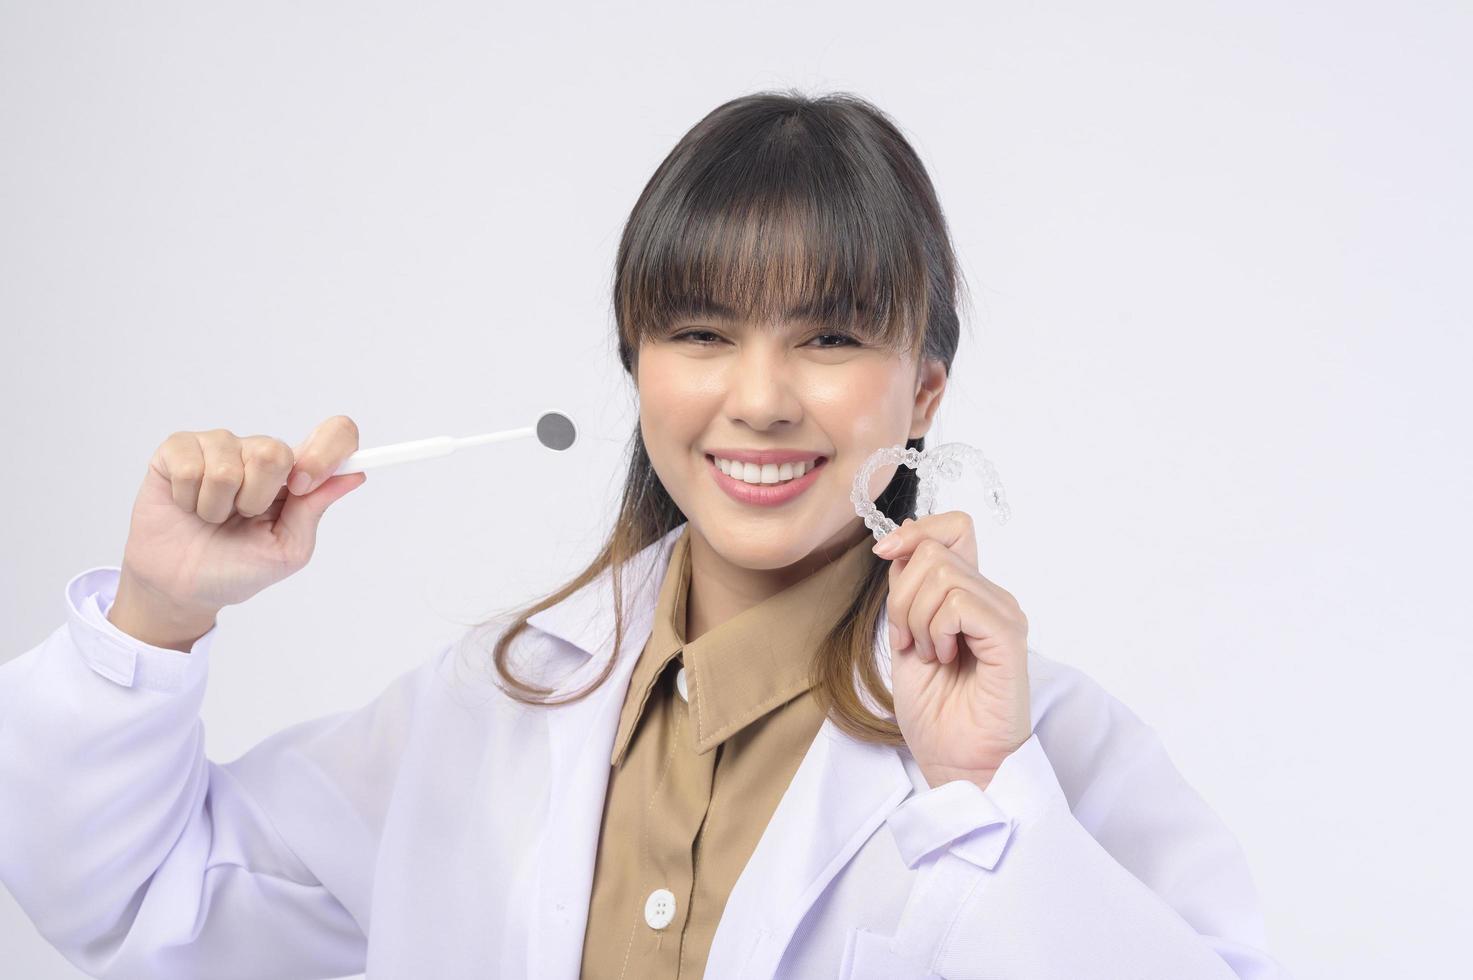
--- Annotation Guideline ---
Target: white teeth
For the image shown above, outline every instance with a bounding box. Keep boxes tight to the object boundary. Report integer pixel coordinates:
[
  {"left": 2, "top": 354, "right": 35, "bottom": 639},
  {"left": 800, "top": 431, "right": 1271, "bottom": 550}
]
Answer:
[{"left": 714, "top": 456, "right": 817, "bottom": 485}]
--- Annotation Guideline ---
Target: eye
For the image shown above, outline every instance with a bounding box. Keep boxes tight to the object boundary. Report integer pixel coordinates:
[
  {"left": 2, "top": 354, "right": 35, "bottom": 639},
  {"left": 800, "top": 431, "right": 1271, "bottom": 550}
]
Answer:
[
  {"left": 668, "top": 328, "right": 861, "bottom": 348},
  {"left": 671, "top": 328, "right": 724, "bottom": 345},
  {"left": 809, "top": 332, "right": 861, "bottom": 348}
]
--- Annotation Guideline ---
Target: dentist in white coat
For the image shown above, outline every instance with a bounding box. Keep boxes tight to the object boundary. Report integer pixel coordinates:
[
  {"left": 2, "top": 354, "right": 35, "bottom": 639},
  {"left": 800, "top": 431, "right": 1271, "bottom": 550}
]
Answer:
[{"left": 0, "top": 90, "right": 1291, "bottom": 979}]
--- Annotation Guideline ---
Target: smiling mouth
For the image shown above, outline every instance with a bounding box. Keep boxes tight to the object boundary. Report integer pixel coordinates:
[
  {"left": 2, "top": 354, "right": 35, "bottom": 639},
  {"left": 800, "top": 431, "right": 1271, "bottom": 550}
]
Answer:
[{"left": 705, "top": 453, "right": 828, "bottom": 486}]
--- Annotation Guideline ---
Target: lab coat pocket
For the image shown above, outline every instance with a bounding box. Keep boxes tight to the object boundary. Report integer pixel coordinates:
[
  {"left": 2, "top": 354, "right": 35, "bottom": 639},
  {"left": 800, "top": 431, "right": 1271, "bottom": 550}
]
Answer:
[{"left": 838, "top": 926, "right": 945, "bottom": 980}]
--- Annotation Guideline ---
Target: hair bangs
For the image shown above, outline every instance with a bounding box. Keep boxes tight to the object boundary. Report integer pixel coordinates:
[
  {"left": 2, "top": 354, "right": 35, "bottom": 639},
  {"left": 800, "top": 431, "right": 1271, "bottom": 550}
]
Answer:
[{"left": 616, "top": 110, "right": 931, "bottom": 360}]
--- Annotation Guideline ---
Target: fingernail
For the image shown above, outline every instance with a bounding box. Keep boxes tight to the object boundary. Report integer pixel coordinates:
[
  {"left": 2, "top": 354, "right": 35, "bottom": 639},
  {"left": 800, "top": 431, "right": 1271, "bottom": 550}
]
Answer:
[
  {"left": 289, "top": 470, "right": 312, "bottom": 494},
  {"left": 873, "top": 533, "right": 901, "bottom": 556}
]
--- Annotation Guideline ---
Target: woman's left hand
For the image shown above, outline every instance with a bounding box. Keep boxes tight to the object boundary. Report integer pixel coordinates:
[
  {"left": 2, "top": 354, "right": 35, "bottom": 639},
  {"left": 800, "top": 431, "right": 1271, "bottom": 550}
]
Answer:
[{"left": 873, "top": 511, "right": 1033, "bottom": 792}]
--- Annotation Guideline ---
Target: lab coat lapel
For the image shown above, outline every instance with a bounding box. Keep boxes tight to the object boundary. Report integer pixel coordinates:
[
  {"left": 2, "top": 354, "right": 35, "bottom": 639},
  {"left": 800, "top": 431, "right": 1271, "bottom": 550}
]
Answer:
[
  {"left": 704, "top": 606, "right": 916, "bottom": 980},
  {"left": 522, "top": 525, "right": 684, "bottom": 980},
  {"left": 520, "top": 527, "right": 916, "bottom": 980}
]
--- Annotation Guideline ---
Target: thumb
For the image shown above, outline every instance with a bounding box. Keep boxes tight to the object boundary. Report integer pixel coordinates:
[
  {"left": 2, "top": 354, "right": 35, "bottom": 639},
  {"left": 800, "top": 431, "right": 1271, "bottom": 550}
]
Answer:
[{"left": 276, "top": 472, "right": 368, "bottom": 550}]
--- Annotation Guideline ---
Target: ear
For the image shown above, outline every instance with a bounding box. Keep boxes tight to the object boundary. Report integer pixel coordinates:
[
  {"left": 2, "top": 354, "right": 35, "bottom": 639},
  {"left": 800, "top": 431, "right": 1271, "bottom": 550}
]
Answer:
[{"left": 907, "top": 357, "right": 947, "bottom": 441}]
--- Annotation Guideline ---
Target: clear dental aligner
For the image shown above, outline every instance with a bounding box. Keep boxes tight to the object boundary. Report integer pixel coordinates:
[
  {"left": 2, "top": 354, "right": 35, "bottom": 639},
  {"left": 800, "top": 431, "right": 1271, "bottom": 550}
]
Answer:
[{"left": 851, "top": 442, "right": 1012, "bottom": 542}]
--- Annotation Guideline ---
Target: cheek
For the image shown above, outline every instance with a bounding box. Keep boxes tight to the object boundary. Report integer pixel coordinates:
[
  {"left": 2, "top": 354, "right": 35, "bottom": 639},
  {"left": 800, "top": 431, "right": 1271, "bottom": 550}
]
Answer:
[
  {"left": 637, "top": 351, "right": 715, "bottom": 454},
  {"left": 812, "top": 364, "right": 914, "bottom": 444},
  {"left": 639, "top": 349, "right": 708, "bottom": 404}
]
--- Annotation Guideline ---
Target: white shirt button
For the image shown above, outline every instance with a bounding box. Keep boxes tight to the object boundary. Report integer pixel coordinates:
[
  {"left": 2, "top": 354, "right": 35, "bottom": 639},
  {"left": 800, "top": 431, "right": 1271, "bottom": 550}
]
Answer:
[
  {"left": 645, "top": 887, "right": 677, "bottom": 929},
  {"left": 675, "top": 666, "right": 688, "bottom": 702}
]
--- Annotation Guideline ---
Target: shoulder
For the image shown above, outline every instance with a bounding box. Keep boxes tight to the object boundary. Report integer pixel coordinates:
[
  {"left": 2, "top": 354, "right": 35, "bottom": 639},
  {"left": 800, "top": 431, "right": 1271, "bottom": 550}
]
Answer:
[{"left": 428, "top": 612, "right": 594, "bottom": 711}]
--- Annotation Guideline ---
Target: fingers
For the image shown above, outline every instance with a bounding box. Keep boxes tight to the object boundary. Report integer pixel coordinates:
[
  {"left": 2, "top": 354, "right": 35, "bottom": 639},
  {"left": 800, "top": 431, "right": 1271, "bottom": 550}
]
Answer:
[
  {"left": 193, "top": 429, "right": 249, "bottom": 524},
  {"left": 234, "top": 436, "right": 295, "bottom": 517},
  {"left": 871, "top": 511, "right": 978, "bottom": 567},
  {"left": 287, "top": 415, "right": 360, "bottom": 496},
  {"left": 887, "top": 538, "right": 964, "bottom": 662},
  {"left": 156, "top": 431, "right": 207, "bottom": 515},
  {"left": 151, "top": 417, "right": 361, "bottom": 527},
  {"left": 886, "top": 569, "right": 1025, "bottom": 673},
  {"left": 874, "top": 511, "right": 986, "bottom": 663},
  {"left": 905, "top": 561, "right": 971, "bottom": 664}
]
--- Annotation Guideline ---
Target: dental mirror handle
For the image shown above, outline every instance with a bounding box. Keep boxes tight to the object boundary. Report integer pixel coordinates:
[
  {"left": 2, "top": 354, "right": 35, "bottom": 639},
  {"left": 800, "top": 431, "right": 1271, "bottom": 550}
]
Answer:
[{"left": 329, "top": 411, "right": 577, "bottom": 476}]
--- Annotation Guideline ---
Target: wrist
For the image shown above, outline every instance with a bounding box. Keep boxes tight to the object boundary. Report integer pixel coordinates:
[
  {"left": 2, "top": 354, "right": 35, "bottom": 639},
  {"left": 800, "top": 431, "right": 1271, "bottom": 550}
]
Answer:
[
  {"left": 107, "top": 569, "right": 220, "bottom": 653},
  {"left": 918, "top": 764, "right": 999, "bottom": 793}
]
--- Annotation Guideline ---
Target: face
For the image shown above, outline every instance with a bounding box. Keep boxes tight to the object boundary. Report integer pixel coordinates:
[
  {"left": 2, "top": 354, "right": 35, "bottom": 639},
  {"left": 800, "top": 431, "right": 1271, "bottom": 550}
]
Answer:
[{"left": 635, "top": 316, "right": 947, "bottom": 575}]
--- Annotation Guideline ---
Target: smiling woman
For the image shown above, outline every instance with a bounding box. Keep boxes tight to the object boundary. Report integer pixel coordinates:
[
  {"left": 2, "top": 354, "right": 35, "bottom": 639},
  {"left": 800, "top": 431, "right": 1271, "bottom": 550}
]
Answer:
[{"left": 0, "top": 81, "right": 1291, "bottom": 979}]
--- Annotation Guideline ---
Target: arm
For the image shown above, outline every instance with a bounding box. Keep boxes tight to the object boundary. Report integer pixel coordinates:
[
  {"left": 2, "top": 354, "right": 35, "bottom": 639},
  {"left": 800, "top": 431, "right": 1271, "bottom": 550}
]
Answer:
[
  {"left": 0, "top": 566, "right": 436, "bottom": 979},
  {"left": 883, "top": 655, "right": 1292, "bottom": 980}
]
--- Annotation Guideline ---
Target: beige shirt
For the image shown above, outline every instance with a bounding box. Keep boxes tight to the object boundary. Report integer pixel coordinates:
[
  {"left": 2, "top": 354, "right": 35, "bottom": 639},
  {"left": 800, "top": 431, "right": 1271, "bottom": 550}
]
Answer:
[{"left": 579, "top": 525, "right": 880, "bottom": 979}]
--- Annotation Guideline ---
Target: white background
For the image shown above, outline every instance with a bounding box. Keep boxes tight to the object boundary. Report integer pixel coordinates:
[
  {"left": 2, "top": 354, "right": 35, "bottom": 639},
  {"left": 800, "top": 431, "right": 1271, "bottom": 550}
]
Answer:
[{"left": 3, "top": 2, "right": 1468, "bottom": 978}]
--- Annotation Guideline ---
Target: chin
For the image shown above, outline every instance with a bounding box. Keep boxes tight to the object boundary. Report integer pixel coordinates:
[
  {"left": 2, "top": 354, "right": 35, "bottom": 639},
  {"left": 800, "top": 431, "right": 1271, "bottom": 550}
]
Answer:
[{"left": 701, "top": 518, "right": 840, "bottom": 570}]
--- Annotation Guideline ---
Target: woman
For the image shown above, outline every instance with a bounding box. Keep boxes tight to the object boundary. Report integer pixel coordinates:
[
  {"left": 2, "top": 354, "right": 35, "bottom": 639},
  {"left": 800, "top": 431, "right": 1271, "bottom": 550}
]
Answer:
[{"left": 0, "top": 91, "right": 1287, "bottom": 978}]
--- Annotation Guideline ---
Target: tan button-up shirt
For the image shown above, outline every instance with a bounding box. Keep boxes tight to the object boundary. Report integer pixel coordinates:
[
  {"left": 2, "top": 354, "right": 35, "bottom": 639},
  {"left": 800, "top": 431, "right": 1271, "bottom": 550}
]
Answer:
[{"left": 579, "top": 524, "right": 880, "bottom": 979}]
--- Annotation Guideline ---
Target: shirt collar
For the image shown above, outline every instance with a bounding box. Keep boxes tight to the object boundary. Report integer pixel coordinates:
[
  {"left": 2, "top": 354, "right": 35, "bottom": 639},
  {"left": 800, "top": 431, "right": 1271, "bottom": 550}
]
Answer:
[{"left": 610, "top": 525, "right": 880, "bottom": 766}]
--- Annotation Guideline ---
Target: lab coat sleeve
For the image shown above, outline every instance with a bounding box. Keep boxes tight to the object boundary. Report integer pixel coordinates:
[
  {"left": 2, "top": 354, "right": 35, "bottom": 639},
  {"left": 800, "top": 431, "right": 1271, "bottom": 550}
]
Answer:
[
  {"left": 883, "top": 657, "right": 1292, "bottom": 980},
  {"left": 0, "top": 566, "right": 438, "bottom": 980}
]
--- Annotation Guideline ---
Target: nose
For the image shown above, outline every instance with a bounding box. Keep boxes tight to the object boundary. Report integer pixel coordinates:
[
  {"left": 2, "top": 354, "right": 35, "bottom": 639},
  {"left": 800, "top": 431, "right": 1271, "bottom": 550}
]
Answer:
[{"left": 725, "top": 337, "right": 803, "bottom": 431}]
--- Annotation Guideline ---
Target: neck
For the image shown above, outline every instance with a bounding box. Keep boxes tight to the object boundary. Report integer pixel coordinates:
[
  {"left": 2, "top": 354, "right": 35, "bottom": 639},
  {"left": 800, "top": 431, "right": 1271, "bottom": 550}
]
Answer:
[{"left": 683, "top": 520, "right": 871, "bottom": 643}]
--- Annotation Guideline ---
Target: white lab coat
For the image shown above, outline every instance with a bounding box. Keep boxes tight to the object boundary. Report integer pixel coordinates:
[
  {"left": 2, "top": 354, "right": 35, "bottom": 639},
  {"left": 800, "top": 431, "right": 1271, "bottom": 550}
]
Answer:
[{"left": 0, "top": 522, "right": 1290, "bottom": 979}]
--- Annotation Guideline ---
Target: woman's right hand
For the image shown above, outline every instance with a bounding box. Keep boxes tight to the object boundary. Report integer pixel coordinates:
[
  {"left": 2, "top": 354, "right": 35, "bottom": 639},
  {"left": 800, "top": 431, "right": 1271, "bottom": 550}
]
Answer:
[{"left": 110, "top": 415, "right": 369, "bottom": 641}]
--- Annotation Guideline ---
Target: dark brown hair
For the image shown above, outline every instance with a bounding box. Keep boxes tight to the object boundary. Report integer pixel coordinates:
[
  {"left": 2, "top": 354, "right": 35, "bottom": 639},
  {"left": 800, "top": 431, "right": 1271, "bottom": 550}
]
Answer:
[{"left": 485, "top": 89, "right": 967, "bottom": 746}]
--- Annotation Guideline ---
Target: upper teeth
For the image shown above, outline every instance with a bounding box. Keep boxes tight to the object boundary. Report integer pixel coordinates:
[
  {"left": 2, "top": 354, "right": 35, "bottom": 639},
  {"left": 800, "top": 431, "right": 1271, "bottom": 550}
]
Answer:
[{"left": 715, "top": 457, "right": 817, "bottom": 484}]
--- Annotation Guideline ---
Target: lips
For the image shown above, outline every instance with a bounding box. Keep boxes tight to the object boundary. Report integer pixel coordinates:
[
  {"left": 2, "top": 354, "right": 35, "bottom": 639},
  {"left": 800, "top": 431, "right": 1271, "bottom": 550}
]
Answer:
[{"left": 707, "top": 453, "right": 827, "bottom": 507}]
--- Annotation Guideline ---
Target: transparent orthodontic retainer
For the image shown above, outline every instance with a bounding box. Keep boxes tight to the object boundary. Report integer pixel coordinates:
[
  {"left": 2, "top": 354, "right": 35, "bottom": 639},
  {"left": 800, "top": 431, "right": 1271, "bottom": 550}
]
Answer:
[{"left": 850, "top": 442, "right": 1012, "bottom": 542}]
